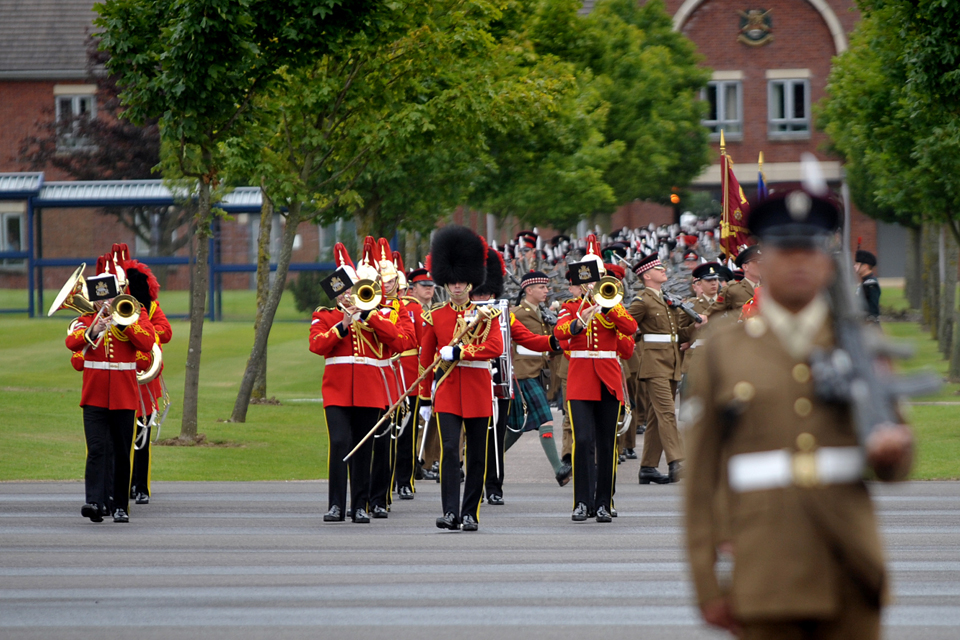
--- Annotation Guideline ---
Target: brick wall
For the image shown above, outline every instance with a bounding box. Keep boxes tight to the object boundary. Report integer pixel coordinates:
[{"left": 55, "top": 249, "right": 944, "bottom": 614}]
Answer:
[
  {"left": 611, "top": 200, "right": 674, "bottom": 229},
  {"left": 0, "top": 80, "right": 75, "bottom": 178}
]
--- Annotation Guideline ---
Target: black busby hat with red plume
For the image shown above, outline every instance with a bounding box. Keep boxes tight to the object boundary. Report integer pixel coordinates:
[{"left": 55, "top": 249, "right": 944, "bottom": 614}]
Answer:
[{"left": 429, "top": 225, "right": 488, "bottom": 289}]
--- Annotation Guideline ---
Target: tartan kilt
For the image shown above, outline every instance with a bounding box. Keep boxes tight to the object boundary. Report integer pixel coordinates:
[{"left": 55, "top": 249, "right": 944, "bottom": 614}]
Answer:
[{"left": 508, "top": 377, "right": 553, "bottom": 432}]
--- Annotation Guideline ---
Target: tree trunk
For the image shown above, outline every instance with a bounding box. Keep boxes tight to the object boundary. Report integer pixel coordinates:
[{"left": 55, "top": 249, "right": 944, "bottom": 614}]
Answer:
[
  {"left": 938, "top": 226, "right": 958, "bottom": 356},
  {"left": 179, "top": 179, "right": 212, "bottom": 441},
  {"left": 904, "top": 226, "right": 922, "bottom": 309},
  {"left": 355, "top": 194, "right": 384, "bottom": 239},
  {"left": 251, "top": 192, "right": 273, "bottom": 400},
  {"left": 921, "top": 222, "right": 940, "bottom": 335},
  {"left": 231, "top": 203, "right": 303, "bottom": 423}
]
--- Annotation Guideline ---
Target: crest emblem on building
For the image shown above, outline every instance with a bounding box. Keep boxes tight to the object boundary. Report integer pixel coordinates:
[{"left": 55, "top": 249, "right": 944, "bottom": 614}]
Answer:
[{"left": 738, "top": 9, "right": 773, "bottom": 47}]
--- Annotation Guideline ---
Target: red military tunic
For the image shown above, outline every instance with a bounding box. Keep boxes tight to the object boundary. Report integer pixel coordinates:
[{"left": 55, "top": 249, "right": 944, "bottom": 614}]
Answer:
[
  {"left": 398, "top": 296, "right": 424, "bottom": 394},
  {"left": 509, "top": 311, "right": 554, "bottom": 354},
  {"left": 554, "top": 299, "right": 636, "bottom": 403},
  {"left": 136, "top": 301, "right": 172, "bottom": 416},
  {"left": 418, "top": 301, "right": 504, "bottom": 418},
  {"left": 66, "top": 308, "right": 157, "bottom": 411},
  {"left": 309, "top": 306, "right": 402, "bottom": 409},
  {"left": 377, "top": 295, "right": 417, "bottom": 402}
]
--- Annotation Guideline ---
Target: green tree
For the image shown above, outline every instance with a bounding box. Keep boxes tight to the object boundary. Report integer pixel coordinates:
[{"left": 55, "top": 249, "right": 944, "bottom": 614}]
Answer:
[{"left": 95, "top": 0, "right": 377, "bottom": 440}]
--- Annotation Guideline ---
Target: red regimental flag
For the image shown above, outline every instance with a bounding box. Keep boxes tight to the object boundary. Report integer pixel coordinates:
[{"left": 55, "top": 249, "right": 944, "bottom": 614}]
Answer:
[{"left": 720, "top": 153, "right": 751, "bottom": 259}]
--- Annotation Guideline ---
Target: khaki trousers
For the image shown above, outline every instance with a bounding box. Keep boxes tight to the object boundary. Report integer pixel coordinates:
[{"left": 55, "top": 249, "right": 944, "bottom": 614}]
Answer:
[{"left": 640, "top": 377, "right": 683, "bottom": 467}]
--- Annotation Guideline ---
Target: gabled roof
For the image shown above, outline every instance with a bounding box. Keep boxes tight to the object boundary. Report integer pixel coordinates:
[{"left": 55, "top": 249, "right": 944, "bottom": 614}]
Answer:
[{"left": 0, "top": 1, "right": 97, "bottom": 80}]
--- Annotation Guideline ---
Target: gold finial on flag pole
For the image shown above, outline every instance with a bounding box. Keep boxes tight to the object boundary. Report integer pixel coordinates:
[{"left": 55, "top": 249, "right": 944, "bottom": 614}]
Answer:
[
  {"left": 758, "top": 150, "right": 764, "bottom": 169},
  {"left": 720, "top": 129, "right": 726, "bottom": 156}
]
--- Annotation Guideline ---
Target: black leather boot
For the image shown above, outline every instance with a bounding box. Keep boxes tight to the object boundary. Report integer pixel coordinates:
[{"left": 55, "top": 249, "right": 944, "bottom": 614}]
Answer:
[{"left": 639, "top": 466, "right": 670, "bottom": 485}]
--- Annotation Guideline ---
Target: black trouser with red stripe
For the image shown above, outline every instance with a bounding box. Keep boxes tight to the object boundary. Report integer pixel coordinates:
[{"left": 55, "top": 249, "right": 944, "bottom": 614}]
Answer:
[
  {"left": 83, "top": 406, "right": 135, "bottom": 513},
  {"left": 484, "top": 398, "right": 510, "bottom": 498},
  {"left": 324, "top": 405, "right": 378, "bottom": 513},
  {"left": 567, "top": 384, "right": 621, "bottom": 513},
  {"left": 437, "top": 412, "right": 488, "bottom": 523}
]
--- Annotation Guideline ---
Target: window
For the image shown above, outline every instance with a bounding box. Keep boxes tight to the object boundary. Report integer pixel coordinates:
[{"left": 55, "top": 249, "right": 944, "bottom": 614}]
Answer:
[
  {"left": 768, "top": 79, "right": 809, "bottom": 137},
  {"left": 702, "top": 80, "right": 742, "bottom": 139},
  {"left": 0, "top": 212, "right": 25, "bottom": 267},
  {"left": 56, "top": 94, "right": 96, "bottom": 149}
]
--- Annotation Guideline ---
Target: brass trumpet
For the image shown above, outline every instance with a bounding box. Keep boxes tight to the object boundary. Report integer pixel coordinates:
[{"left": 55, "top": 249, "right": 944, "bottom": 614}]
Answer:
[{"left": 351, "top": 279, "right": 382, "bottom": 311}]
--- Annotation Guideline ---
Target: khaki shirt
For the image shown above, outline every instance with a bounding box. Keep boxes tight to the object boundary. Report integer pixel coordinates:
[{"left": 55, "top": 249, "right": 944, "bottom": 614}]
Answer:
[
  {"left": 511, "top": 300, "right": 555, "bottom": 380},
  {"left": 717, "top": 278, "right": 757, "bottom": 312},
  {"left": 628, "top": 289, "right": 696, "bottom": 381},
  {"left": 684, "top": 311, "right": 887, "bottom": 620}
]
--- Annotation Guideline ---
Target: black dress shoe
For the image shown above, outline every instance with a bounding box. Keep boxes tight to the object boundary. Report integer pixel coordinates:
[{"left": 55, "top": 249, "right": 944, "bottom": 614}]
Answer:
[
  {"left": 596, "top": 505, "right": 612, "bottom": 523},
  {"left": 571, "top": 502, "right": 589, "bottom": 522},
  {"left": 372, "top": 505, "right": 389, "bottom": 519},
  {"left": 323, "top": 505, "right": 344, "bottom": 522},
  {"left": 461, "top": 514, "right": 478, "bottom": 531},
  {"left": 619, "top": 453, "right": 626, "bottom": 463},
  {"left": 487, "top": 494, "right": 504, "bottom": 505},
  {"left": 352, "top": 507, "right": 370, "bottom": 523},
  {"left": 113, "top": 508, "right": 129, "bottom": 523},
  {"left": 555, "top": 463, "right": 572, "bottom": 487},
  {"left": 422, "top": 468, "right": 439, "bottom": 481},
  {"left": 130, "top": 486, "right": 137, "bottom": 500},
  {"left": 636, "top": 423, "right": 646, "bottom": 435},
  {"left": 610, "top": 506, "right": 618, "bottom": 518},
  {"left": 668, "top": 460, "right": 683, "bottom": 483},
  {"left": 135, "top": 492, "right": 149, "bottom": 505},
  {"left": 398, "top": 486, "right": 414, "bottom": 500},
  {"left": 436, "top": 512, "right": 459, "bottom": 530},
  {"left": 624, "top": 448, "right": 637, "bottom": 460},
  {"left": 639, "top": 466, "right": 671, "bottom": 485},
  {"left": 81, "top": 503, "right": 103, "bottom": 523}
]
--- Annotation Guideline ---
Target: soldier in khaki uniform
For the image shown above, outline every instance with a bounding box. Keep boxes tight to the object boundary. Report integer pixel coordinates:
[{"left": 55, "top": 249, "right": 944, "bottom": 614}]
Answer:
[
  {"left": 681, "top": 262, "right": 730, "bottom": 376},
  {"left": 684, "top": 191, "right": 913, "bottom": 639},
  {"left": 629, "top": 254, "right": 703, "bottom": 484},
  {"left": 716, "top": 245, "right": 761, "bottom": 313}
]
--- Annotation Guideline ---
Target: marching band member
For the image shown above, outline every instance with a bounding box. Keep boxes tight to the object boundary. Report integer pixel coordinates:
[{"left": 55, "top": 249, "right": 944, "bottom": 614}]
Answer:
[
  {"left": 309, "top": 243, "right": 402, "bottom": 524},
  {"left": 391, "top": 250, "right": 421, "bottom": 500},
  {"left": 66, "top": 251, "right": 156, "bottom": 523},
  {"left": 125, "top": 255, "right": 172, "bottom": 505},
  {"left": 418, "top": 226, "right": 503, "bottom": 531},
  {"left": 554, "top": 236, "right": 637, "bottom": 523},
  {"left": 365, "top": 238, "right": 416, "bottom": 518},
  {"left": 502, "top": 270, "right": 569, "bottom": 490},
  {"left": 629, "top": 254, "right": 704, "bottom": 485},
  {"left": 405, "top": 266, "right": 441, "bottom": 480}
]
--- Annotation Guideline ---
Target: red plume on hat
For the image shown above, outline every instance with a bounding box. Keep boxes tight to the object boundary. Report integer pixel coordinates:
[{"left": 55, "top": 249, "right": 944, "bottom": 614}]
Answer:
[
  {"left": 356, "top": 236, "right": 379, "bottom": 281},
  {"left": 112, "top": 243, "right": 131, "bottom": 263},
  {"left": 95, "top": 254, "right": 109, "bottom": 275},
  {"left": 585, "top": 234, "right": 601, "bottom": 258},
  {"left": 392, "top": 250, "right": 405, "bottom": 274},
  {"left": 333, "top": 242, "right": 354, "bottom": 269}
]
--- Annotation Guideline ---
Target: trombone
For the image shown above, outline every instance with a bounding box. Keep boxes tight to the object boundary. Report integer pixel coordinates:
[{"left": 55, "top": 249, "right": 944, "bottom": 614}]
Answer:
[
  {"left": 575, "top": 276, "right": 625, "bottom": 324},
  {"left": 350, "top": 279, "right": 382, "bottom": 312}
]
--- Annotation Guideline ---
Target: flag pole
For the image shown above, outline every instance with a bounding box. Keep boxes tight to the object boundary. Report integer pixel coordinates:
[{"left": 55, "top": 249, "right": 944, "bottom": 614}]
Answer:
[{"left": 720, "top": 130, "right": 728, "bottom": 257}]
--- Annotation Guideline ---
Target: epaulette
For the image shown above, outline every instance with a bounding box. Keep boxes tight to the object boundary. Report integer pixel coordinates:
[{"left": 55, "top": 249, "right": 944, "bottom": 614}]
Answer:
[
  {"left": 314, "top": 305, "right": 336, "bottom": 314},
  {"left": 421, "top": 307, "right": 435, "bottom": 325},
  {"left": 402, "top": 295, "right": 420, "bottom": 306}
]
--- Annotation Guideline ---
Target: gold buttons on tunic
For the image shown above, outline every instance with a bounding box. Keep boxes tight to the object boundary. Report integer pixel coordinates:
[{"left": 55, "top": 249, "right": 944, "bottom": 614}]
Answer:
[
  {"left": 733, "top": 381, "right": 755, "bottom": 402},
  {"left": 796, "top": 432, "right": 816, "bottom": 451},
  {"left": 744, "top": 317, "right": 766, "bottom": 338},
  {"left": 792, "top": 364, "right": 811, "bottom": 384},
  {"left": 794, "top": 397, "right": 812, "bottom": 417}
]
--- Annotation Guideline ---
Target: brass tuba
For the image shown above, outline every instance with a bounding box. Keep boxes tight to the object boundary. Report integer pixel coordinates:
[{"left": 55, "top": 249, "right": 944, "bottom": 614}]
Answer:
[
  {"left": 110, "top": 294, "right": 142, "bottom": 326},
  {"left": 48, "top": 264, "right": 96, "bottom": 318},
  {"left": 351, "top": 279, "right": 382, "bottom": 311}
]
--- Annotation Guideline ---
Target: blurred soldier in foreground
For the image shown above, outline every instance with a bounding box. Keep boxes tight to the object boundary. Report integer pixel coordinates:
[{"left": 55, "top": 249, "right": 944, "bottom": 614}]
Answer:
[{"left": 684, "top": 191, "right": 913, "bottom": 639}]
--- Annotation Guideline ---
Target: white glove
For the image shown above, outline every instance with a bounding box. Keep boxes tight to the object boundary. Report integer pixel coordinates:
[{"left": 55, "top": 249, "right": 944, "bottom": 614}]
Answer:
[
  {"left": 440, "top": 345, "right": 456, "bottom": 361},
  {"left": 419, "top": 405, "right": 433, "bottom": 424}
]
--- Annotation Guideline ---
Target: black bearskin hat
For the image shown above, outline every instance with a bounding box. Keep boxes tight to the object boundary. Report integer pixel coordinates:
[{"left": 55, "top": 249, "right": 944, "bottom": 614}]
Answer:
[
  {"left": 429, "top": 225, "right": 488, "bottom": 288},
  {"left": 123, "top": 260, "right": 160, "bottom": 308},
  {"left": 472, "top": 247, "right": 505, "bottom": 298}
]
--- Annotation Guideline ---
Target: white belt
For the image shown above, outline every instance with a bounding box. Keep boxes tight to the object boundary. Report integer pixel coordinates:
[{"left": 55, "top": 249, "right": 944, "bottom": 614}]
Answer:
[
  {"left": 728, "top": 447, "right": 864, "bottom": 493},
  {"left": 569, "top": 350, "right": 618, "bottom": 359},
  {"left": 84, "top": 361, "right": 136, "bottom": 371},
  {"left": 457, "top": 360, "right": 491, "bottom": 370},
  {"left": 325, "top": 356, "right": 392, "bottom": 367},
  {"left": 643, "top": 334, "right": 676, "bottom": 343},
  {"left": 688, "top": 339, "right": 705, "bottom": 349},
  {"left": 516, "top": 345, "right": 544, "bottom": 357}
]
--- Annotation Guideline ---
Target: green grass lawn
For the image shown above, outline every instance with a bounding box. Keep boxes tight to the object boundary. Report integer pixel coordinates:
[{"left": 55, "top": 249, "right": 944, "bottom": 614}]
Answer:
[
  {"left": 0, "top": 287, "right": 957, "bottom": 480},
  {"left": 0, "top": 314, "right": 329, "bottom": 482}
]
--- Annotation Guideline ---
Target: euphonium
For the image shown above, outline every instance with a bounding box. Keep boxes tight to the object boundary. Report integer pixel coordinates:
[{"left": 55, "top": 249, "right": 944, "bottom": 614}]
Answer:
[
  {"left": 593, "top": 276, "right": 624, "bottom": 309},
  {"left": 48, "top": 263, "right": 97, "bottom": 319},
  {"left": 138, "top": 342, "right": 163, "bottom": 385},
  {"left": 351, "top": 279, "right": 382, "bottom": 311},
  {"left": 110, "top": 294, "right": 142, "bottom": 326}
]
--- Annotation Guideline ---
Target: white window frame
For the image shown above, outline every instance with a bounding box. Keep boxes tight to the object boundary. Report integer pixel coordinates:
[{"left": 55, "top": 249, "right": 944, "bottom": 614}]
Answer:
[
  {"left": 0, "top": 210, "right": 26, "bottom": 269},
  {"left": 702, "top": 79, "right": 743, "bottom": 141},
  {"left": 55, "top": 94, "right": 97, "bottom": 150},
  {"left": 767, "top": 78, "right": 811, "bottom": 139}
]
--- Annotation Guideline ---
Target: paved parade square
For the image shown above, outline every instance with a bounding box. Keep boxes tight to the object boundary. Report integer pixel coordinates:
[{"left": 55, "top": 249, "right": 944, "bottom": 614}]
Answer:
[{"left": 2, "top": 471, "right": 959, "bottom": 640}]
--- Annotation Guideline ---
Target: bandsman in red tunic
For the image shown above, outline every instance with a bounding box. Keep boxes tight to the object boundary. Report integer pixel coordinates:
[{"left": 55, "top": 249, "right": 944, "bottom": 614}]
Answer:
[
  {"left": 365, "top": 237, "right": 416, "bottom": 518},
  {"left": 553, "top": 235, "right": 637, "bottom": 523},
  {"left": 309, "top": 243, "right": 402, "bottom": 523},
  {"left": 125, "top": 257, "right": 172, "bottom": 505},
  {"left": 418, "top": 226, "right": 503, "bottom": 531},
  {"left": 392, "top": 250, "right": 423, "bottom": 500},
  {"left": 405, "top": 266, "right": 441, "bottom": 479},
  {"left": 66, "top": 249, "right": 156, "bottom": 523}
]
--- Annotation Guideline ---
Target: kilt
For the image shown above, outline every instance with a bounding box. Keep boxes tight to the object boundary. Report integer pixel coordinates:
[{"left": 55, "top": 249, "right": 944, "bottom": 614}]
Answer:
[{"left": 508, "top": 377, "right": 553, "bottom": 433}]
